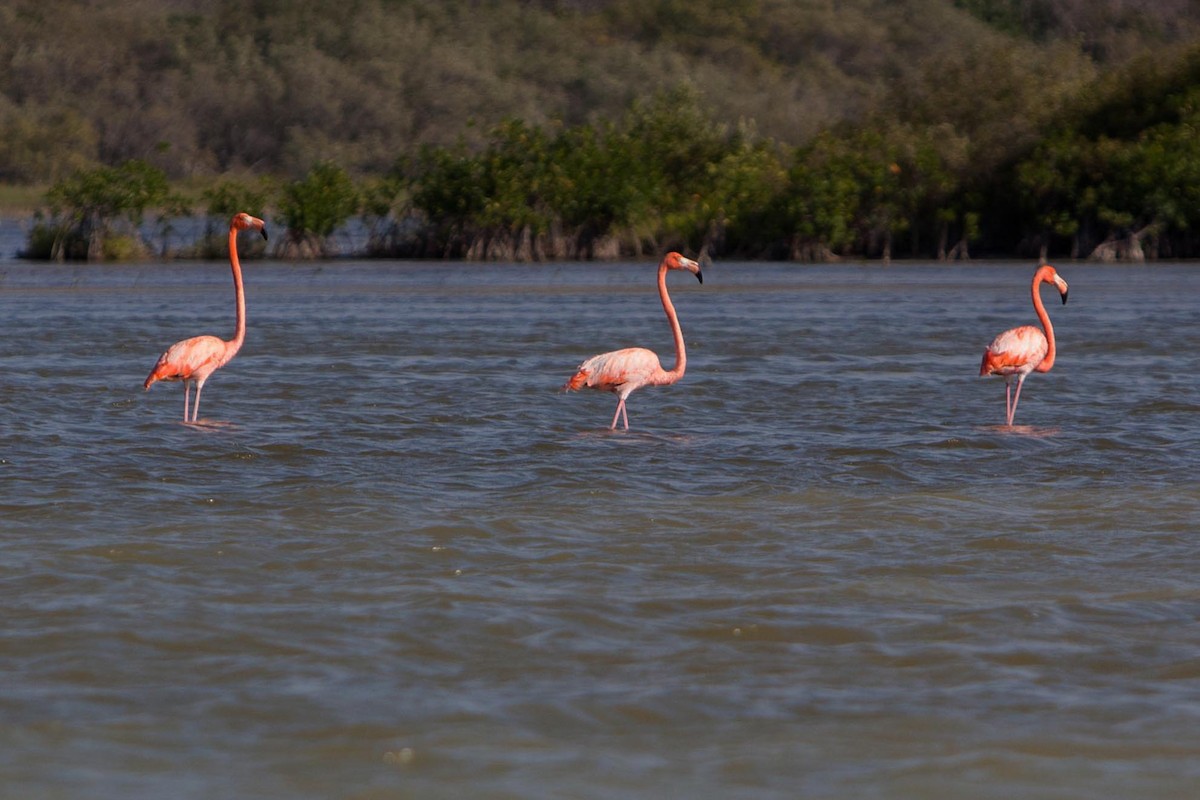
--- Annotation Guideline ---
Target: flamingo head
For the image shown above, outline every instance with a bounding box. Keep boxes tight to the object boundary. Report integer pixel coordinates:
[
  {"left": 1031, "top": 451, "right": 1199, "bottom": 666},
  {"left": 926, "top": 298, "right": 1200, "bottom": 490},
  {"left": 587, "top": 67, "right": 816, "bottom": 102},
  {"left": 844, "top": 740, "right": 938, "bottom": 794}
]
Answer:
[
  {"left": 1037, "top": 264, "right": 1068, "bottom": 305},
  {"left": 232, "top": 212, "right": 269, "bottom": 241},
  {"left": 663, "top": 251, "right": 703, "bottom": 284}
]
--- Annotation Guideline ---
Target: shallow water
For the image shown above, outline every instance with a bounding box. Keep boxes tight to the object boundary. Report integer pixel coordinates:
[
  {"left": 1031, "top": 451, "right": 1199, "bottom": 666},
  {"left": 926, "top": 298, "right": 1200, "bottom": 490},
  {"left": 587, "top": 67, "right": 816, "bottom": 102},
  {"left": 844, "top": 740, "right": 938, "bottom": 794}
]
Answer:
[{"left": 1, "top": 257, "right": 1198, "bottom": 799}]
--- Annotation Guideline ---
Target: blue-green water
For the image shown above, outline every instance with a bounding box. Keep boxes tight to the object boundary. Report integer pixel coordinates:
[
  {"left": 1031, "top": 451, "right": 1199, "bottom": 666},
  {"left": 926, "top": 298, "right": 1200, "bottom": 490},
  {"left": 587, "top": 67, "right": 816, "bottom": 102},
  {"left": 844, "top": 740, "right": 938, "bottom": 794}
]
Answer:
[{"left": 1, "top": 258, "right": 1198, "bottom": 799}]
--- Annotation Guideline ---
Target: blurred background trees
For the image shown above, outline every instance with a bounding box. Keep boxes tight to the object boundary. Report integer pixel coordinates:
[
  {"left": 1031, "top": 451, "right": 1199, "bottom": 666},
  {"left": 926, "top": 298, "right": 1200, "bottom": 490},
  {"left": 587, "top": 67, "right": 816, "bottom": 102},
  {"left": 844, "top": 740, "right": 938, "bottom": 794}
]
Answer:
[
  {"left": 28, "top": 160, "right": 179, "bottom": 260},
  {"left": 5, "top": 0, "right": 1200, "bottom": 260}
]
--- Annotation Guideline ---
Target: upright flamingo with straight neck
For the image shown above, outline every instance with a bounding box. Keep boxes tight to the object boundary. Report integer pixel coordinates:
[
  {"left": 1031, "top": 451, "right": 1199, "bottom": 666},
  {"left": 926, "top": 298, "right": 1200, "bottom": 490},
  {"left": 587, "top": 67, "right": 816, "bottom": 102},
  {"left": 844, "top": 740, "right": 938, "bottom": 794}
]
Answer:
[
  {"left": 564, "top": 251, "right": 703, "bottom": 430},
  {"left": 144, "top": 212, "right": 268, "bottom": 423},
  {"left": 979, "top": 264, "right": 1069, "bottom": 426}
]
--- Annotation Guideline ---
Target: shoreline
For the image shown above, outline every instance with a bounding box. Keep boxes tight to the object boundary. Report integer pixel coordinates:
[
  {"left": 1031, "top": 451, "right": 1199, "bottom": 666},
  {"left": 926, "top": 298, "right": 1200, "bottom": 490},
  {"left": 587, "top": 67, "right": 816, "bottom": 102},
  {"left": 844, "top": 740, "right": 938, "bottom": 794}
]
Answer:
[{"left": 1, "top": 213, "right": 1193, "bottom": 266}]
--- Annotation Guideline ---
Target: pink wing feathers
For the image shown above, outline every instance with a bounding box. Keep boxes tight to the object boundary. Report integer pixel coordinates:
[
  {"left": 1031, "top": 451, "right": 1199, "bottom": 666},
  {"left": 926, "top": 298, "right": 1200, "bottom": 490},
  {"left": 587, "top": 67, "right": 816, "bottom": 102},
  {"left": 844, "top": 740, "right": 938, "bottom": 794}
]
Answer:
[
  {"left": 144, "top": 335, "right": 228, "bottom": 388},
  {"left": 564, "top": 347, "right": 663, "bottom": 396},
  {"left": 979, "top": 325, "right": 1048, "bottom": 377}
]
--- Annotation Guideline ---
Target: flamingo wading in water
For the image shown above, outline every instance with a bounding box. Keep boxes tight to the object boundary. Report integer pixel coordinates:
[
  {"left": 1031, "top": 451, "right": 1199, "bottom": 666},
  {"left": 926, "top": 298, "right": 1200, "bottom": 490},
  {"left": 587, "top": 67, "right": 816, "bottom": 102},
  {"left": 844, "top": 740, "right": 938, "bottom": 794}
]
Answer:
[
  {"left": 144, "top": 212, "right": 267, "bottom": 422},
  {"left": 979, "top": 264, "right": 1069, "bottom": 426},
  {"left": 564, "top": 251, "right": 703, "bottom": 430}
]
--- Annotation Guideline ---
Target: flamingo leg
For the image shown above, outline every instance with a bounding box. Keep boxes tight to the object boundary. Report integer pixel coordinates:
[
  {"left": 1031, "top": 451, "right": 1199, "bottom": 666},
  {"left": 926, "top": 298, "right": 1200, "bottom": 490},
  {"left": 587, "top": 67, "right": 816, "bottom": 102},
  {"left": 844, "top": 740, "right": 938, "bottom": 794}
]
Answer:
[
  {"left": 620, "top": 400, "right": 630, "bottom": 431},
  {"left": 191, "top": 381, "right": 206, "bottom": 423},
  {"left": 610, "top": 398, "right": 624, "bottom": 430},
  {"left": 1004, "top": 380, "right": 1013, "bottom": 425},
  {"left": 1009, "top": 375, "right": 1028, "bottom": 426},
  {"left": 183, "top": 382, "right": 192, "bottom": 422}
]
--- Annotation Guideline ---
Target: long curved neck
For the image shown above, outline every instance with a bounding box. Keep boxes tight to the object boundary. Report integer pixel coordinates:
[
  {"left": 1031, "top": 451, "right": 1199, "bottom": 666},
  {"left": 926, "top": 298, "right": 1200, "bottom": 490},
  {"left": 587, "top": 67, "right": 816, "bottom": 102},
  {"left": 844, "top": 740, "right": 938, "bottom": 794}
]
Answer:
[
  {"left": 656, "top": 262, "right": 686, "bottom": 384},
  {"left": 226, "top": 224, "right": 246, "bottom": 357},
  {"left": 1033, "top": 274, "right": 1055, "bottom": 372}
]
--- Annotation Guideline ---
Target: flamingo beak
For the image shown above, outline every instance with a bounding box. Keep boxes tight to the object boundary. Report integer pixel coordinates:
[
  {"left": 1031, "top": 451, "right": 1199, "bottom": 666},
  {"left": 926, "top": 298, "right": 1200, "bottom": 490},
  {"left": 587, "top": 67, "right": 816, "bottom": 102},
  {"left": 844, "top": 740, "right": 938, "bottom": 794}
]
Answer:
[
  {"left": 1054, "top": 276, "right": 1068, "bottom": 304},
  {"left": 261, "top": 228, "right": 269, "bottom": 241},
  {"left": 680, "top": 256, "right": 702, "bottom": 284}
]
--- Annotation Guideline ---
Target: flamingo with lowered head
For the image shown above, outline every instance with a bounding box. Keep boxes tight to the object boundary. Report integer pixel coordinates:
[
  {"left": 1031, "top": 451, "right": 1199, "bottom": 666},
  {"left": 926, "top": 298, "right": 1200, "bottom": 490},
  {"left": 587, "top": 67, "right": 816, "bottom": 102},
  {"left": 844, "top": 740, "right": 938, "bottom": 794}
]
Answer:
[
  {"left": 979, "top": 264, "right": 1069, "bottom": 426},
  {"left": 144, "top": 212, "right": 267, "bottom": 423},
  {"left": 564, "top": 251, "right": 703, "bottom": 430}
]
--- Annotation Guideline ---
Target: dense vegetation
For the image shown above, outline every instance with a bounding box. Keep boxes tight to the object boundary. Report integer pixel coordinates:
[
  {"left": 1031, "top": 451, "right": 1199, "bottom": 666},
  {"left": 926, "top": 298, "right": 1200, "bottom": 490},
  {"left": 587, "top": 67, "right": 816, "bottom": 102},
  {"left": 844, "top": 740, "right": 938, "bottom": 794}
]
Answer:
[{"left": 5, "top": 0, "right": 1200, "bottom": 260}]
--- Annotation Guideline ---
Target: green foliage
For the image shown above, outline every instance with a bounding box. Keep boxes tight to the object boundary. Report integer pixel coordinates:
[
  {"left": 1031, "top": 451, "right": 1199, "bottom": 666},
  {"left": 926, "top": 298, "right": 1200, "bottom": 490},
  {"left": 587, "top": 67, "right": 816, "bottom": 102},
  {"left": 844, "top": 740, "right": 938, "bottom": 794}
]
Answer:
[
  {"left": 402, "top": 144, "right": 489, "bottom": 257},
  {"left": 11, "top": 1, "right": 1200, "bottom": 260},
  {"left": 1016, "top": 132, "right": 1088, "bottom": 241},
  {"left": 1006, "top": 49, "right": 1200, "bottom": 257},
  {"left": 476, "top": 119, "right": 555, "bottom": 235},
  {"left": 202, "top": 178, "right": 272, "bottom": 220},
  {"left": 616, "top": 88, "right": 731, "bottom": 244},
  {"left": 177, "top": 177, "right": 275, "bottom": 258},
  {"left": 953, "top": 0, "right": 1051, "bottom": 38},
  {"left": 0, "top": 108, "right": 98, "bottom": 183},
  {"left": 690, "top": 134, "right": 787, "bottom": 256},
  {"left": 46, "top": 160, "right": 170, "bottom": 226},
  {"left": 393, "top": 90, "right": 788, "bottom": 259},
  {"left": 954, "top": 0, "right": 1194, "bottom": 59},
  {"left": 277, "top": 162, "right": 359, "bottom": 255},
  {"left": 778, "top": 127, "right": 914, "bottom": 258},
  {"left": 1121, "top": 117, "right": 1200, "bottom": 232},
  {"left": 9, "top": 0, "right": 1189, "bottom": 183},
  {"left": 547, "top": 122, "right": 641, "bottom": 241},
  {"left": 387, "top": 46, "right": 1200, "bottom": 262},
  {"left": 101, "top": 233, "right": 147, "bottom": 262},
  {"left": 359, "top": 171, "right": 410, "bottom": 256},
  {"left": 39, "top": 159, "right": 176, "bottom": 260}
]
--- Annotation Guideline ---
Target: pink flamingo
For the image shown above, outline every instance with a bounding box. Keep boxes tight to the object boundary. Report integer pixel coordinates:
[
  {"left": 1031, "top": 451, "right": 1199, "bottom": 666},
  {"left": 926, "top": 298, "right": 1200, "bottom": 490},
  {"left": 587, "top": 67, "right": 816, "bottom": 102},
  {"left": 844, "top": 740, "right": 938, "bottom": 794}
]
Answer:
[
  {"left": 564, "top": 251, "right": 703, "bottom": 430},
  {"left": 144, "top": 212, "right": 267, "bottom": 422},
  {"left": 979, "top": 264, "right": 1069, "bottom": 426}
]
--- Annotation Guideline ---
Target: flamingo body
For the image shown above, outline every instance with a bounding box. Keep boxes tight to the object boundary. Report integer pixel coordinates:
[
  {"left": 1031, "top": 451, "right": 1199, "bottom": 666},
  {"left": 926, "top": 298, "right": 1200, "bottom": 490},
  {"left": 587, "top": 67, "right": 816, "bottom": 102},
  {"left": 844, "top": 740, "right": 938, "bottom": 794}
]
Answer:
[
  {"left": 146, "top": 335, "right": 231, "bottom": 385},
  {"left": 979, "top": 265, "right": 1068, "bottom": 426},
  {"left": 979, "top": 325, "right": 1048, "bottom": 379},
  {"left": 145, "top": 212, "right": 267, "bottom": 422},
  {"left": 565, "top": 252, "right": 702, "bottom": 430},
  {"left": 567, "top": 347, "right": 666, "bottom": 395}
]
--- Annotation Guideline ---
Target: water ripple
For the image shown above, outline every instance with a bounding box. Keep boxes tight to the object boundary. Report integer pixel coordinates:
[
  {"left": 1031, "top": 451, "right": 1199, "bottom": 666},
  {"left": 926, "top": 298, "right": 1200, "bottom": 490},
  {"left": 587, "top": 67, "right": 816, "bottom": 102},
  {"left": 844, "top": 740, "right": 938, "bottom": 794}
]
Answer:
[{"left": 1, "top": 261, "right": 1198, "bottom": 799}]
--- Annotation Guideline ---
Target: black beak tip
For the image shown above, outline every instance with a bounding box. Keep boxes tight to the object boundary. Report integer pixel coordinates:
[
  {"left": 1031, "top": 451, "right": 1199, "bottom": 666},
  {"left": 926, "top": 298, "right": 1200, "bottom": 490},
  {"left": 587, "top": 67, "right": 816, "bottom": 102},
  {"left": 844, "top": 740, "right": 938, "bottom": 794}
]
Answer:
[
  {"left": 1061, "top": 290, "right": 1068, "bottom": 305},
  {"left": 696, "top": 271, "right": 703, "bottom": 285},
  {"left": 261, "top": 229, "right": 269, "bottom": 241}
]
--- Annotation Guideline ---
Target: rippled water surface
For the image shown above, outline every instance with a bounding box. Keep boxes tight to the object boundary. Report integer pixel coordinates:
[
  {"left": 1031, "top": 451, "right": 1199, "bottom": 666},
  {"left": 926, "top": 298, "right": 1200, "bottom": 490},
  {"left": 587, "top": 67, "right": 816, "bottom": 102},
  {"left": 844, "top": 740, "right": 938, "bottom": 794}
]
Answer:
[{"left": 1, "top": 256, "right": 1198, "bottom": 799}]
